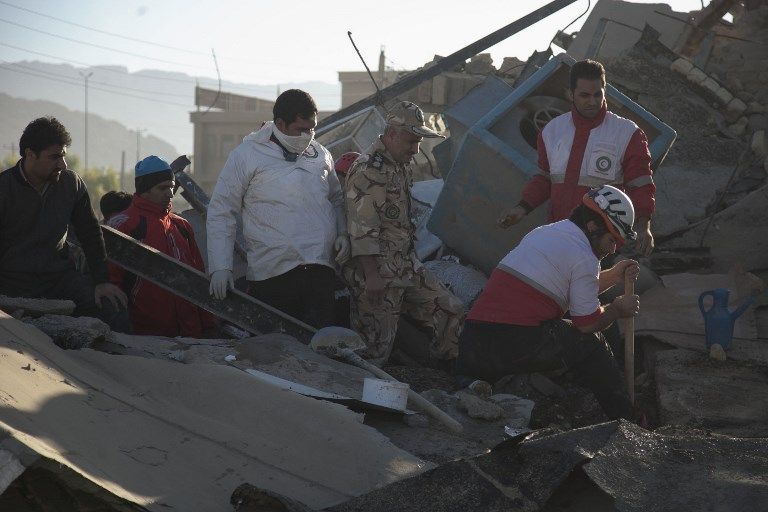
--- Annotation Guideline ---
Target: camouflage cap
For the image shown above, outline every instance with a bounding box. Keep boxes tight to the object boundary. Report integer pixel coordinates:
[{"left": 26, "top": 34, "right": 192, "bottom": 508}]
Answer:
[{"left": 386, "top": 101, "right": 444, "bottom": 138}]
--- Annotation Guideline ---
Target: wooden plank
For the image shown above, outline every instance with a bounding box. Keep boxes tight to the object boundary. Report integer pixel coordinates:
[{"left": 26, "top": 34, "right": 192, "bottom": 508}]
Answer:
[{"left": 101, "top": 225, "right": 316, "bottom": 344}]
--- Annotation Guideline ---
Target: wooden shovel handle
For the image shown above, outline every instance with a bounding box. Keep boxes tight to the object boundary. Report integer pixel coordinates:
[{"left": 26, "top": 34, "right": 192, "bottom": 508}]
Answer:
[{"left": 624, "top": 273, "right": 635, "bottom": 405}]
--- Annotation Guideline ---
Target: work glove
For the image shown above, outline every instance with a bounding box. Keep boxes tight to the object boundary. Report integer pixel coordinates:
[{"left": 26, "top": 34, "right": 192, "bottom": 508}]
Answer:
[
  {"left": 334, "top": 235, "right": 351, "bottom": 265},
  {"left": 209, "top": 269, "right": 234, "bottom": 300}
]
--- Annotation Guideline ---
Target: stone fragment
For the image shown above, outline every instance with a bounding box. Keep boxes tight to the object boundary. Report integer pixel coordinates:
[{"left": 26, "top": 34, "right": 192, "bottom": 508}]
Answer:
[
  {"left": 685, "top": 67, "right": 707, "bottom": 84},
  {"left": 456, "top": 390, "right": 505, "bottom": 421},
  {"left": 701, "top": 77, "right": 722, "bottom": 97},
  {"left": 714, "top": 87, "right": 734, "bottom": 105},
  {"left": 749, "top": 102, "right": 766, "bottom": 114},
  {"left": 25, "top": 314, "right": 112, "bottom": 350},
  {"left": 728, "top": 117, "right": 749, "bottom": 137},
  {"left": 748, "top": 114, "right": 768, "bottom": 132},
  {"left": 529, "top": 373, "right": 566, "bottom": 398},
  {"left": 402, "top": 413, "right": 430, "bottom": 429},
  {"left": 670, "top": 57, "right": 694, "bottom": 75},
  {"left": 752, "top": 130, "right": 767, "bottom": 157},
  {"left": 724, "top": 98, "right": 747, "bottom": 123}
]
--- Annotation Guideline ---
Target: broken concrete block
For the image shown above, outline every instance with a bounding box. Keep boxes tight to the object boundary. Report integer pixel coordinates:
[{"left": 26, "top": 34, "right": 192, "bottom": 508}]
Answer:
[
  {"left": 529, "top": 373, "right": 566, "bottom": 398},
  {"left": 0, "top": 295, "right": 75, "bottom": 317},
  {"left": 749, "top": 114, "right": 768, "bottom": 132},
  {"left": 752, "top": 130, "right": 767, "bottom": 157},
  {"left": 727, "top": 116, "right": 750, "bottom": 138},
  {"left": 465, "top": 53, "right": 494, "bottom": 75},
  {"left": 456, "top": 390, "right": 505, "bottom": 420},
  {"left": 25, "top": 314, "right": 112, "bottom": 349},
  {"left": 714, "top": 87, "right": 734, "bottom": 105},
  {"left": 685, "top": 67, "right": 707, "bottom": 84},
  {"left": 701, "top": 77, "right": 722, "bottom": 97},
  {"left": 748, "top": 101, "right": 766, "bottom": 114},
  {"left": 670, "top": 57, "right": 694, "bottom": 75}
]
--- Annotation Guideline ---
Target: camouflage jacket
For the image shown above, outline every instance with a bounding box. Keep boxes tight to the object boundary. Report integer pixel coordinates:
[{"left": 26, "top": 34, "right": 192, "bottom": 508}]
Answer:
[{"left": 343, "top": 138, "right": 417, "bottom": 287}]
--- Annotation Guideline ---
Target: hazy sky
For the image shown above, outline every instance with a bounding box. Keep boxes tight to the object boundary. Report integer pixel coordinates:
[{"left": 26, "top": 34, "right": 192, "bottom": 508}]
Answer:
[{"left": 0, "top": 0, "right": 707, "bottom": 85}]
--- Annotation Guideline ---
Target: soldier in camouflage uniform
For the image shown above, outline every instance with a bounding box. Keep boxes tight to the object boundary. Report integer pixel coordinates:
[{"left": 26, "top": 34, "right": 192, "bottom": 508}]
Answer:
[{"left": 342, "top": 101, "right": 465, "bottom": 366}]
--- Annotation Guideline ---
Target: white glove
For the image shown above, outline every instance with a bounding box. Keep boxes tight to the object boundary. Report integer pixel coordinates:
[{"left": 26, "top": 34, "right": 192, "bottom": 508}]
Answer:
[
  {"left": 209, "top": 269, "right": 234, "bottom": 299},
  {"left": 334, "top": 235, "right": 351, "bottom": 265}
]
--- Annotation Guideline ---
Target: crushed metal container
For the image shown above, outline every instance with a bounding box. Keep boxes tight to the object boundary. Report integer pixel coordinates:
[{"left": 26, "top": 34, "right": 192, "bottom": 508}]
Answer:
[{"left": 428, "top": 53, "right": 677, "bottom": 274}]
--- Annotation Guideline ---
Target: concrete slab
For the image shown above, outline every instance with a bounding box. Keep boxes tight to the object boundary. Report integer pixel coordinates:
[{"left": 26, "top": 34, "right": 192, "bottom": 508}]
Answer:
[
  {"left": 655, "top": 349, "right": 768, "bottom": 437},
  {"left": 567, "top": 0, "right": 688, "bottom": 61},
  {"left": 0, "top": 311, "right": 428, "bottom": 511},
  {"left": 664, "top": 184, "right": 768, "bottom": 272},
  {"left": 0, "top": 296, "right": 75, "bottom": 317}
]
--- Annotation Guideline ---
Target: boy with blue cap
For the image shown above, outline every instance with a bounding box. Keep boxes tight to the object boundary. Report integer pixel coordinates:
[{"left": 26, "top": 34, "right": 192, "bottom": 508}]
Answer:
[{"left": 107, "top": 155, "right": 216, "bottom": 337}]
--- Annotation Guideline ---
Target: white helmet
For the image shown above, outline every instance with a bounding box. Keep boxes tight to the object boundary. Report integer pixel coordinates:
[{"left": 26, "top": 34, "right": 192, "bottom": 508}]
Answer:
[{"left": 582, "top": 185, "right": 636, "bottom": 247}]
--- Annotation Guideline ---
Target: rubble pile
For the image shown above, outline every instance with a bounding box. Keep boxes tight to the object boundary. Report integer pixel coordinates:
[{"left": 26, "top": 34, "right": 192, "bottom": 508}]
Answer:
[{"left": 1, "top": 1, "right": 768, "bottom": 511}]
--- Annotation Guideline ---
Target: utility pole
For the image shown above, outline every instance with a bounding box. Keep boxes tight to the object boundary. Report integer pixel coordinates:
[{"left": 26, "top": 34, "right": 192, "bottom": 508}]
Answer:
[
  {"left": 120, "top": 150, "right": 126, "bottom": 191},
  {"left": 79, "top": 71, "right": 93, "bottom": 171},
  {"left": 135, "top": 128, "right": 146, "bottom": 165}
]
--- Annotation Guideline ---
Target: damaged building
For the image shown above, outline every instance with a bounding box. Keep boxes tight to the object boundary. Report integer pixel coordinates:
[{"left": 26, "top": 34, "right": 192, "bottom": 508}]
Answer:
[{"left": 2, "top": 0, "right": 768, "bottom": 510}]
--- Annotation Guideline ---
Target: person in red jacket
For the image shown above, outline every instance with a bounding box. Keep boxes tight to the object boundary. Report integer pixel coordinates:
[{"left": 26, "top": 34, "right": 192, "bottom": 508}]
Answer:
[
  {"left": 498, "top": 59, "right": 656, "bottom": 256},
  {"left": 107, "top": 156, "right": 217, "bottom": 337}
]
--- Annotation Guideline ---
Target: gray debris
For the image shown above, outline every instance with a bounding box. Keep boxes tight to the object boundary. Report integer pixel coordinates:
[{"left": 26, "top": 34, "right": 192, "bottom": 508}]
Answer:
[
  {"left": 456, "top": 390, "right": 505, "bottom": 421},
  {"left": 25, "top": 315, "right": 112, "bottom": 350},
  {"left": 0, "top": 295, "right": 75, "bottom": 317}
]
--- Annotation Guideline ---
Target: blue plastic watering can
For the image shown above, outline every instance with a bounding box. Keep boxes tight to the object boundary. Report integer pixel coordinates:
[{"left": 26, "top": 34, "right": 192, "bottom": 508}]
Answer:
[{"left": 698, "top": 288, "right": 754, "bottom": 350}]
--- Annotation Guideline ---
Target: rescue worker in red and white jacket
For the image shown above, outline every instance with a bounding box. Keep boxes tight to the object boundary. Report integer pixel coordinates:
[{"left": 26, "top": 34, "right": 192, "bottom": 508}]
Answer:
[
  {"left": 459, "top": 186, "right": 640, "bottom": 421},
  {"left": 108, "top": 156, "right": 217, "bottom": 337},
  {"left": 498, "top": 59, "right": 656, "bottom": 256}
]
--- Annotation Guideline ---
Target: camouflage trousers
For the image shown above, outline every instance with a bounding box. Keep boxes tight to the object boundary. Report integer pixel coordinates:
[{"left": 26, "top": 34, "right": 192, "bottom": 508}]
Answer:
[{"left": 346, "top": 267, "right": 465, "bottom": 365}]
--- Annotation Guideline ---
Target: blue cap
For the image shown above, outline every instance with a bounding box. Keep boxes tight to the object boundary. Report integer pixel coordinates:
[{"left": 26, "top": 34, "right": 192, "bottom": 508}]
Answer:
[{"left": 135, "top": 155, "right": 170, "bottom": 178}]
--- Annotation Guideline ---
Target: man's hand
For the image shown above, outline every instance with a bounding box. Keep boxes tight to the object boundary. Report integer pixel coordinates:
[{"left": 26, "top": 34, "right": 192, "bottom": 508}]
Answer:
[
  {"left": 334, "top": 235, "right": 350, "bottom": 265},
  {"left": 95, "top": 283, "right": 128, "bottom": 309},
  {"left": 497, "top": 205, "right": 527, "bottom": 229},
  {"left": 634, "top": 218, "right": 654, "bottom": 256},
  {"left": 209, "top": 269, "right": 234, "bottom": 300},
  {"left": 612, "top": 293, "right": 640, "bottom": 318},
  {"left": 610, "top": 259, "right": 640, "bottom": 287}
]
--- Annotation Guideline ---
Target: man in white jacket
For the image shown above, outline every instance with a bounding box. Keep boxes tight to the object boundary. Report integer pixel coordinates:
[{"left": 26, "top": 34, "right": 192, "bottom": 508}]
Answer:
[{"left": 206, "top": 89, "right": 349, "bottom": 328}]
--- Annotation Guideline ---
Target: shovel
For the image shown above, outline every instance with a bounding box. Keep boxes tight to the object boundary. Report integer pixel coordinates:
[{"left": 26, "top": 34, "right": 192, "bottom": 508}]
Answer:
[
  {"left": 310, "top": 329, "right": 464, "bottom": 434},
  {"left": 624, "top": 273, "right": 635, "bottom": 405}
]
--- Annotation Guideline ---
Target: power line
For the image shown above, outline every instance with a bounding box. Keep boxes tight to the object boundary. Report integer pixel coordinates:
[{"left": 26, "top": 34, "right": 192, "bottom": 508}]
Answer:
[
  {"left": 0, "top": 41, "right": 341, "bottom": 99},
  {"left": 0, "top": 0, "right": 209, "bottom": 57},
  {"left": 0, "top": 42, "right": 197, "bottom": 84},
  {"left": 0, "top": 17, "right": 211, "bottom": 71},
  {"left": 0, "top": 63, "right": 195, "bottom": 108},
  {"left": 7, "top": 61, "right": 192, "bottom": 98}
]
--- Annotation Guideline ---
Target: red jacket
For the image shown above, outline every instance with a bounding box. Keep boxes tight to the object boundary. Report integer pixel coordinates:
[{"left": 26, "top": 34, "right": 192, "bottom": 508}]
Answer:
[
  {"left": 107, "top": 195, "right": 216, "bottom": 337},
  {"left": 521, "top": 104, "right": 655, "bottom": 222}
]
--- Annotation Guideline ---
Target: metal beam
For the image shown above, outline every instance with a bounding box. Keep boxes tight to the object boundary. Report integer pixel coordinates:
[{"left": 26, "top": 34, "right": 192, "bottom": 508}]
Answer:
[
  {"left": 102, "top": 225, "right": 317, "bottom": 344},
  {"left": 317, "top": 0, "right": 578, "bottom": 130}
]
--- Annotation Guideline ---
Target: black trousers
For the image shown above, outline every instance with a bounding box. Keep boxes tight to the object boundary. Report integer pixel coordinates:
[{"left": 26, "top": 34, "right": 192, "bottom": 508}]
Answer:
[
  {"left": 247, "top": 264, "right": 336, "bottom": 330},
  {"left": 456, "top": 319, "right": 633, "bottom": 421},
  {"left": 0, "top": 270, "right": 131, "bottom": 332}
]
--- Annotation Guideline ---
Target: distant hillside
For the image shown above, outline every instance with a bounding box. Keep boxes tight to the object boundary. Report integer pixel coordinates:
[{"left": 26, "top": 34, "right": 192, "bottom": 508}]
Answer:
[
  {"left": 0, "top": 93, "right": 178, "bottom": 171},
  {"left": 0, "top": 61, "right": 341, "bottom": 154}
]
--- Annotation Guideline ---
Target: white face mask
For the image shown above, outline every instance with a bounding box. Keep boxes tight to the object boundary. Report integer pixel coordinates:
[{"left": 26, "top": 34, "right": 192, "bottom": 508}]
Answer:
[{"left": 273, "top": 125, "right": 314, "bottom": 154}]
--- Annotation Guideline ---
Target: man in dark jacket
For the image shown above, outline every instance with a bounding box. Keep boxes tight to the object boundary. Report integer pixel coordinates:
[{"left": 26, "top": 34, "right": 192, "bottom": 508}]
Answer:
[
  {"left": 107, "top": 156, "right": 217, "bottom": 337},
  {"left": 0, "top": 117, "right": 128, "bottom": 328}
]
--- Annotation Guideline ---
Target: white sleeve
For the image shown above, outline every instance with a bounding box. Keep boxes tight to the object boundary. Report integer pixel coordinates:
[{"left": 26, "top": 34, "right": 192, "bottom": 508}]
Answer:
[
  {"left": 568, "top": 259, "right": 601, "bottom": 318},
  {"left": 326, "top": 150, "right": 347, "bottom": 234},
  {"left": 206, "top": 149, "right": 250, "bottom": 274}
]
